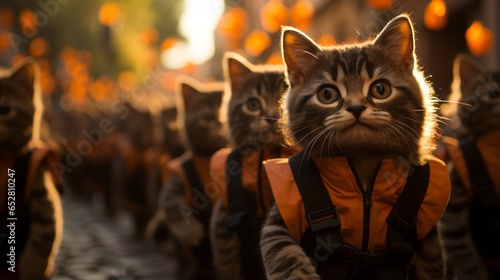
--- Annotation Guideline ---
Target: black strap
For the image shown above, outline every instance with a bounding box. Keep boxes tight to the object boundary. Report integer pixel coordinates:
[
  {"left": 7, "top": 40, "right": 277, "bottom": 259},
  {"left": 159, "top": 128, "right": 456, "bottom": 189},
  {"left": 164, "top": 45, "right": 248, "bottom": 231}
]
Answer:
[
  {"left": 386, "top": 163, "right": 429, "bottom": 254},
  {"left": 459, "top": 138, "right": 495, "bottom": 195},
  {"left": 225, "top": 150, "right": 257, "bottom": 229},
  {"left": 289, "top": 151, "right": 342, "bottom": 246},
  {"left": 181, "top": 158, "right": 211, "bottom": 222}
]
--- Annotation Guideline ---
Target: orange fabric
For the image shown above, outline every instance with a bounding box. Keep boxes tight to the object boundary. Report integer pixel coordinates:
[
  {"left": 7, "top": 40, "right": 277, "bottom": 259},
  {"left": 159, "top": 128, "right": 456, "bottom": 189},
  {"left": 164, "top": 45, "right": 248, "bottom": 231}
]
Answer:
[
  {"left": 210, "top": 147, "right": 297, "bottom": 216},
  {"left": 444, "top": 131, "right": 500, "bottom": 195},
  {"left": 168, "top": 152, "right": 215, "bottom": 207},
  {"left": 264, "top": 156, "right": 451, "bottom": 250}
]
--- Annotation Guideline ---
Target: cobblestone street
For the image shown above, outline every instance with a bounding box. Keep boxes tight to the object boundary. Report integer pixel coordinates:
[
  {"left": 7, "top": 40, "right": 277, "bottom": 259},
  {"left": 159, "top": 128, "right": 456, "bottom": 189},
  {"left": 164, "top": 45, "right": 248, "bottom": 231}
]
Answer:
[{"left": 52, "top": 195, "right": 178, "bottom": 280}]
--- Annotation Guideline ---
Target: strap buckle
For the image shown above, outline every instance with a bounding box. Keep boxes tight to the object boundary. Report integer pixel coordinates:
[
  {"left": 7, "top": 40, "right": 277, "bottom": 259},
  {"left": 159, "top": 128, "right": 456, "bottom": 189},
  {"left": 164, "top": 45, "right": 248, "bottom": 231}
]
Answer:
[
  {"left": 387, "top": 205, "right": 416, "bottom": 234},
  {"left": 307, "top": 206, "right": 340, "bottom": 232}
]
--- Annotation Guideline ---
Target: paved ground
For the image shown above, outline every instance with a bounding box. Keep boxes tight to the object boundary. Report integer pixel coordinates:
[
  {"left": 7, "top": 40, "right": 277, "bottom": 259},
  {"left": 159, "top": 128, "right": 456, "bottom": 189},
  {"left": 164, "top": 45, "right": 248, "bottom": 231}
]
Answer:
[{"left": 52, "top": 195, "right": 178, "bottom": 280}]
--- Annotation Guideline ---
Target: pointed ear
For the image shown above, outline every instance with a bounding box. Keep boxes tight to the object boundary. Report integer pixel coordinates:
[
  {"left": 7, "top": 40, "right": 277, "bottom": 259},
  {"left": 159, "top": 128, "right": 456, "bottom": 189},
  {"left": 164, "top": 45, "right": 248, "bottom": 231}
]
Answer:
[
  {"left": 223, "top": 52, "right": 253, "bottom": 95},
  {"left": 10, "top": 58, "right": 36, "bottom": 95},
  {"left": 453, "top": 54, "right": 483, "bottom": 95},
  {"left": 178, "top": 79, "right": 201, "bottom": 112},
  {"left": 374, "top": 15, "right": 415, "bottom": 71},
  {"left": 281, "top": 27, "right": 321, "bottom": 87}
]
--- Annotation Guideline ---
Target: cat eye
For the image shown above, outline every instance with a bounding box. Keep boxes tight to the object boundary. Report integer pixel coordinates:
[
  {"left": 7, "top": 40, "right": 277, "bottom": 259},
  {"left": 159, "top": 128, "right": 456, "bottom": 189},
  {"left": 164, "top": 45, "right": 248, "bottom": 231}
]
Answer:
[
  {"left": 317, "top": 86, "right": 339, "bottom": 104},
  {"left": 246, "top": 97, "right": 262, "bottom": 112},
  {"left": 369, "top": 80, "right": 391, "bottom": 99},
  {"left": 0, "top": 106, "right": 11, "bottom": 115}
]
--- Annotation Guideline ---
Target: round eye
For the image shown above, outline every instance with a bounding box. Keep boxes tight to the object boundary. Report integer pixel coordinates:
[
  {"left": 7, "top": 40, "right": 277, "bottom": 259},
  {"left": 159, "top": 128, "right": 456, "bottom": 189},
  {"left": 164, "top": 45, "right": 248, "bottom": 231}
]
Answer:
[
  {"left": 488, "top": 90, "right": 500, "bottom": 98},
  {"left": 246, "top": 97, "right": 261, "bottom": 112},
  {"left": 369, "top": 80, "right": 392, "bottom": 99},
  {"left": 0, "top": 106, "right": 11, "bottom": 115},
  {"left": 317, "top": 86, "right": 339, "bottom": 104}
]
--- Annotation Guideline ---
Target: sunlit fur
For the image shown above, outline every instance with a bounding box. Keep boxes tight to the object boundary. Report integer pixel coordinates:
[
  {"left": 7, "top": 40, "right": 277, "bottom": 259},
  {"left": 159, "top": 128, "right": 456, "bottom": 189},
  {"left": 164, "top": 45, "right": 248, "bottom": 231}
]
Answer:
[
  {"left": 261, "top": 15, "right": 445, "bottom": 280},
  {"left": 221, "top": 52, "right": 287, "bottom": 150},
  {"left": 176, "top": 76, "right": 227, "bottom": 156},
  {"left": 279, "top": 16, "right": 437, "bottom": 165},
  {"left": 442, "top": 54, "right": 500, "bottom": 138},
  {"left": 211, "top": 53, "right": 287, "bottom": 279},
  {"left": 439, "top": 55, "right": 499, "bottom": 279},
  {"left": 0, "top": 59, "right": 62, "bottom": 280},
  {"left": 0, "top": 58, "right": 43, "bottom": 154}
]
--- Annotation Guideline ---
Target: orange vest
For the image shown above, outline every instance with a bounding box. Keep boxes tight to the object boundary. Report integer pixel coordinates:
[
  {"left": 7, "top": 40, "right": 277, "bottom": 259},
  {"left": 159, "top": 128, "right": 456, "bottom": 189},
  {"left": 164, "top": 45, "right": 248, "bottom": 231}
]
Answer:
[
  {"left": 264, "top": 156, "right": 451, "bottom": 250},
  {"left": 210, "top": 147, "right": 296, "bottom": 216},
  {"left": 168, "top": 152, "right": 215, "bottom": 207},
  {"left": 442, "top": 131, "right": 500, "bottom": 195}
]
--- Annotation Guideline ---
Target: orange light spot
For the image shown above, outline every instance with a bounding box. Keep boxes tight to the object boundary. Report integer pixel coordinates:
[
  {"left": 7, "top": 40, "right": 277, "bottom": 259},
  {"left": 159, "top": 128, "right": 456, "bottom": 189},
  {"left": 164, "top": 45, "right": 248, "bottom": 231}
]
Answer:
[
  {"left": 424, "top": 0, "right": 448, "bottom": 31},
  {"left": 161, "top": 37, "right": 177, "bottom": 51},
  {"left": 98, "top": 2, "right": 120, "bottom": 26},
  {"left": 29, "top": 37, "right": 50, "bottom": 58},
  {"left": 216, "top": 7, "right": 248, "bottom": 39},
  {"left": 367, "top": 0, "right": 393, "bottom": 10},
  {"left": 290, "top": 0, "right": 314, "bottom": 31},
  {"left": 260, "top": 0, "right": 288, "bottom": 33},
  {"left": 466, "top": 21, "right": 494, "bottom": 57},
  {"left": 118, "top": 71, "right": 137, "bottom": 92},
  {"left": 244, "top": 30, "right": 271, "bottom": 57}
]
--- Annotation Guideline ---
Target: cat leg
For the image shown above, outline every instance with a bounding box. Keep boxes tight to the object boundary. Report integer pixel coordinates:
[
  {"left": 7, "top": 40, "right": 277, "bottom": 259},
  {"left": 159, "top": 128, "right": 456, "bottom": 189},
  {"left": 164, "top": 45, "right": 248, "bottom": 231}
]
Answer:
[
  {"left": 408, "top": 226, "right": 445, "bottom": 280},
  {"left": 19, "top": 169, "right": 63, "bottom": 280},
  {"left": 210, "top": 199, "right": 243, "bottom": 280},
  {"left": 260, "top": 205, "right": 320, "bottom": 280}
]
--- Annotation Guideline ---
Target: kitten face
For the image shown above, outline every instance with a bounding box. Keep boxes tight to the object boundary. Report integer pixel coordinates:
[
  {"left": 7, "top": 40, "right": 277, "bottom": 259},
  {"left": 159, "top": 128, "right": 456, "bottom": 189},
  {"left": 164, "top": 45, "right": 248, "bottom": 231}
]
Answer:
[
  {"left": 0, "top": 60, "right": 37, "bottom": 152},
  {"left": 282, "top": 15, "right": 435, "bottom": 161},
  {"left": 453, "top": 55, "right": 500, "bottom": 137},
  {"left": 223, "top": 53, "right": 287, "bottom": 149},
  {"left": 179, "top": 79, "right": 227, "bottom": 156}
]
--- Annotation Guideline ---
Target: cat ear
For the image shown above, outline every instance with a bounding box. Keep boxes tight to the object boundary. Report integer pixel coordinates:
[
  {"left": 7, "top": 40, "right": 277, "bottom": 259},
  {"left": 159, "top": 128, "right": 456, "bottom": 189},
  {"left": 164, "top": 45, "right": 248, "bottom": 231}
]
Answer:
[
  {"left": 10, "top": 58, "right": 36, "bottom": 95},
  {"left": 223, "top": 52, "right": 253, "bottom": 95},
  {"left": 373, "top": 15, "right": 415, "bottom": 71},
  {"left": 178, "top": 77, "right": 202, "bottom": 113},
  {"left": 453, "top": 54, "right": 483, "bottom": 94},
  {"left": 281, "top": 27, "right": 321, "bottom": 87}
]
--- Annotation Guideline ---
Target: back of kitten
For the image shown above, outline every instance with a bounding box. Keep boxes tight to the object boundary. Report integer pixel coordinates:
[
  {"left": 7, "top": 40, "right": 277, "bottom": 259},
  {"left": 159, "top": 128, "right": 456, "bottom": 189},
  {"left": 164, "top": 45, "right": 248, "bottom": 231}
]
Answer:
[
  {"left": 440, "top": 54, "right": 500, "bottom": 280},
  {"left": 0, "top": 59, "right": 63, "bottom": 280}
]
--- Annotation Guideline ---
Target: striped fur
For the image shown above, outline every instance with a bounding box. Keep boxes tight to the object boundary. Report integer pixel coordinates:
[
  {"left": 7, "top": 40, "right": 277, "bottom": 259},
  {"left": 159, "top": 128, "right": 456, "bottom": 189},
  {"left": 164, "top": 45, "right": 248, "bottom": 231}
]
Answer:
[
  {"left": 0, "top": 59, "right": 63, "bottom": 279},
  {"left": 211, "top": 53, "right": 287, "bottom": 279},
  {"left": 439, "top": 55, "right": 500, "bottom": 279},
  {"left": 261, "top": 15, "right": 444, "bottom": 279}
]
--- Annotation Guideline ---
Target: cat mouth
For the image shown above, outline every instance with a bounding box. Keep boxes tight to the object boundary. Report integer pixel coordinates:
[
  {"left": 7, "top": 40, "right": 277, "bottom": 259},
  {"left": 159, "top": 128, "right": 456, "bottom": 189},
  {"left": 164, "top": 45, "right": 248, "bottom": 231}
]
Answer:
[{"left": 344, "top": 121, "right": 374, "bottom": 131}]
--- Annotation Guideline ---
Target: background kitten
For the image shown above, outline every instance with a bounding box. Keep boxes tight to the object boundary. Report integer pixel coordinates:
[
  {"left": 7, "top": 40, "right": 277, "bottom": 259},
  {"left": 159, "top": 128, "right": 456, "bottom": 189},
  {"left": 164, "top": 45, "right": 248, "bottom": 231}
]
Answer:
[
  {"left": 160, "top": 77, "right": 226, "bottom": 280},
  {"left": 439, "top": 54, "right": 500, "bottom": 280},
  {"left": 210, "top": 52, "right": 287, "bottom": 280},
  {"left": 0, "top": 59, "right": 63, "bottom": 280}
]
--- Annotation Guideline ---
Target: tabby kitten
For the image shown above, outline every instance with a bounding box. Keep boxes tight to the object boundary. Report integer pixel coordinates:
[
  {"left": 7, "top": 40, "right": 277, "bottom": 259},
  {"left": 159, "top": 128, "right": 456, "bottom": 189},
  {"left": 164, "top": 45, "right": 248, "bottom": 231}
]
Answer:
[
  {"left": 0, "top": 59, "right": 63, "bottom": 280},
  {"left": 160, "top": 77, "right": 226, "bottom": 280},
  {"left": 260, "top": 15, "right": 447, "bottom": 279},
  {"left": 210, "top": 53, "right": 287, "bottom": 280},
  {"left": 439, "top": 54, "right": 500, "bottom": 279}
]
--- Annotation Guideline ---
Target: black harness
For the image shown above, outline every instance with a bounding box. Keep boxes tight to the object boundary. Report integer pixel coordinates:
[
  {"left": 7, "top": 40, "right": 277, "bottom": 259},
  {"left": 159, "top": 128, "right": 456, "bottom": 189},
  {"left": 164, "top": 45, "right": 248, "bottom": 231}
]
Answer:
[
  {"left": 1, "top": 152, "right": 32, "bottom": 270},
  {"left": 289, "top": 151, "right": 430, "bottom": 279},
  {"left": 181, "top": 158, "right": 213, "bottom": 263},
  {"left": 459, "top": 138, "right": 500, "bottom": 259},
  {"left": 225, "top": 150, "right": 267, "bottom": 280}
]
